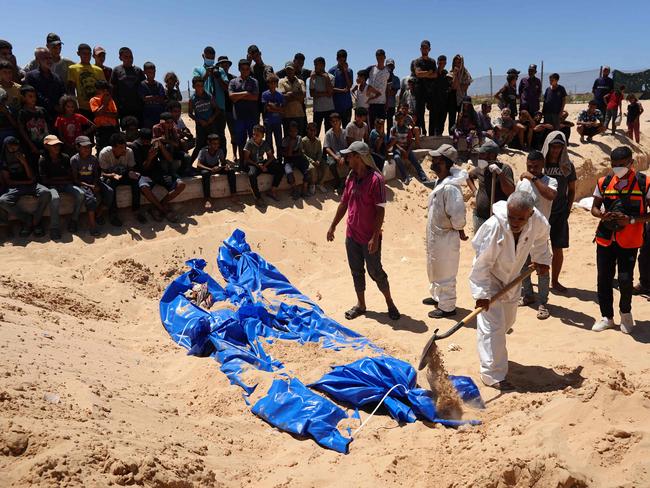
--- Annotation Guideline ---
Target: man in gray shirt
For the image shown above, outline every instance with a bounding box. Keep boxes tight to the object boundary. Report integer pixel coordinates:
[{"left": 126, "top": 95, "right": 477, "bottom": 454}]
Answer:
[
  {"left": 309, "top": 57, "right": 335, "bottom": 136},
  {"left": 323, "top": 112, "right": 349, "bottom": 192}
]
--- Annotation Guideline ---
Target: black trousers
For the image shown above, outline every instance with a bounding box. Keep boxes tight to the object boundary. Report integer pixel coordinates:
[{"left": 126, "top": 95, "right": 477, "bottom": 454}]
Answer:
[
  {"left": 430, "top": 97, "right": 447, "bottom": 136},
  {"left": 345, "top": 236, "right": 389, "bottom": 293},
  {"left": 339, "top": 108, "right": 352, "bottom": 128},
  {"left": 200, "top": 168, "right": 237, "bottom": 198},
  {"left": 639, "top": 223, "right": 650, "bottom": 289},
  {"left": 597, "top": 242, "right": 638, "bottom": 319},
  {"left": 246, "top": 160, "right": 283, "bottom": 199},
  {"left": 415, "top": 87, "right": 428, "bottom": 135},
  {"left": 105, "top": 176, "right": 141, "bottom": 212},
  {"left": 386, "top": 107, "right": 396, "bottom": 134},
  {"left": 447, "top": 90, "right": 458, "bottom": 136},
  {"left": 368, "top": 104, "right": 386, "bottom": 129},
  {"left": 313, "top": 110, "right": 334, "bottom": 137}
]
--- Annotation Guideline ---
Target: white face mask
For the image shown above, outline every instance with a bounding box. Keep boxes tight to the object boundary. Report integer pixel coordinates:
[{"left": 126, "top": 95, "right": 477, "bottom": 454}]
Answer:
[
  {"left": 477, "top": 159, "right": 489, "bottom": 170},
  {"left": 612, "top": 166, "right": 629, "bottom": 178}
]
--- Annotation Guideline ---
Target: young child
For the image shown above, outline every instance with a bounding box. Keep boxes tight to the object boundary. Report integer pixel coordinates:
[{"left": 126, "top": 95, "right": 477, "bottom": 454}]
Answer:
[
  {"left": 301, "top": 122, "right": 325, "bottom": 194},
  {"left": 196, "top": 134, "right": 238, "bottom": 205},
  {"left": 139, "top": 62, "right": 166, "bottom": 129},
  {"left": 351, "top": 70, "right": 369, "bottom": 110},
  {"left": 398, "top": 102, "right": 421, "bottom": 148},
  {"left": 90, "top": 80, "right": 119, "bottom": 151},
  {"left": 188, "top": 76, "right": 218, "bottom": 163},
  {"left": 389, "top": 111, "right": 428, "bottom": 184},
  {"left": 400, "top": 77, "right": 417, "bottom": 117},
  {"left": 261, "top": 74, "right": 285, "bottom": 158},
  {"left": 0, "top": 86, "right": 20, "bottom": 143},
  {"left": 17, "top": 85, "right": 49, "bottom": 165},
  {"left": 121, "top": 116, "right": 140, "bottom": 143},
  {"left": 604, "top": 86, "right": 624, "bottom": 135},
  {"left": 70, "top": 135, "right": 112, "bottom": 236},
  {"left": 626, "top": 93, "right": 643, "bottom": 143},
  {"left": 0, "top": 135, "right": 51, "bottom": 237},
  {"left": 38, "top": 134, "right": 85, "bottom": 238},
  {"left": 281, "top": 121, "right": 309, "bottom": 199},
  {"left": 344, "top": 106, "right": 369, "bottom": 145},
  {"left": 54, "top": 95, "right": 95, "bottom": 155},
  {"left": 369, "top": 117, "right": 388, "bottom": 171},
  {"left": 164, "top": 72, "right": 183, "bottom": 103},
  {"left": 242, "top": 125, "right": 283, "bottom": 205}
]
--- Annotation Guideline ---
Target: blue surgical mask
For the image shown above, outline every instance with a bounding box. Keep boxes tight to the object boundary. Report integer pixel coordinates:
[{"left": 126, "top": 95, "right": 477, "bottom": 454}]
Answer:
[{"left": 203, "top": 59, "right": 214, "bottom": 67}]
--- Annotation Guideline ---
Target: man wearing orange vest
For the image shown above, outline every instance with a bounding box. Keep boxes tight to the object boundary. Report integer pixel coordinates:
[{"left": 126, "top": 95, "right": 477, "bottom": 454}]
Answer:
[{"left": 591, "top": 146, "right": 650, "bottom": 333}]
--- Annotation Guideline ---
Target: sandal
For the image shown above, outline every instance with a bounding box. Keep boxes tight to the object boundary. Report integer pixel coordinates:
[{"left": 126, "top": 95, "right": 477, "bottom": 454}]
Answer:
[
  {"left": 388, "top": 305, "right": 401, "bottom": 321},
  {"left": 344, "top": 306, "right": 366, "bottom": 320},
  {"left": 537, "top": 304, "right": 550, "bottom": 320}
]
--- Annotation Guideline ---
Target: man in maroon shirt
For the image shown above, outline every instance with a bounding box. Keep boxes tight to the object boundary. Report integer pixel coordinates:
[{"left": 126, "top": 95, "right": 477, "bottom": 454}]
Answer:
[{"left": 327, "top": 141, "right": 400, "bottom": 321}]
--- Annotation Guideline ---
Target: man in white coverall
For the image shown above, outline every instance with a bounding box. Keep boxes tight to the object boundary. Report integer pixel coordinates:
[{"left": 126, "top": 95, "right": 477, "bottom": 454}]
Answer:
[
  {"left": 423, "top": 144, "right": 469, "bottom": 318},
  {"left": 469, "top": 191, "right": 552, "bottom": 391}
]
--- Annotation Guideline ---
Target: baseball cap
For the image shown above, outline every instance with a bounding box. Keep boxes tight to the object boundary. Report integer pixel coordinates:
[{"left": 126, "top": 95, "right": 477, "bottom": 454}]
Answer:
[
  {"left": 43, "top": 134, "right": 63, "bottom": 146},
  {"left": 507, "top": 68, "right": 520, "bottom": 75},
  {"left": 284, "top": 61, "right": 295, "bottom": 70},
  {"left": 386, "top": 58, "right": 395, "bottom": 67},
  {"left": 429, "top": 144, "right": 458, "bottom": 162},
  {"left": 247, "top": 44, "right": 260, "bottom": 55},
  {"left": 528, "top": 64, "right": 537, "bottom": 71},
  {"left": 3, "top": 135, "right": 19, "bottom": 145},
  {"left": 217, "top": 55, "right": 232, "bottom": 67},
  {"left": 421, "top": 40, "right": 431, "bottom": 48},
  {"left": 340, "top": 141, "right": 380, "bottom": 171},
  {"left": 603, "top": 65, "right": 611, "bottom": 71},
  {"left": 478, "top": 139, "right": 500, "bottom": 154},
  {"left": 93, "top": 46, "right": 106, "bottom": 55},
  {"left": 46, "top": 33, "right": 63, "bottom": 46},
  {"left": 75, "top": 135, "right": 93, "bottom": 147}
]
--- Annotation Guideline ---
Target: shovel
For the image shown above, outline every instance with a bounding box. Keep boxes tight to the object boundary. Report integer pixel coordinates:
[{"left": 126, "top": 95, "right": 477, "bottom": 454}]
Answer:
[{"left": 417, "top": 265, "right": 536, "bottom": 370}]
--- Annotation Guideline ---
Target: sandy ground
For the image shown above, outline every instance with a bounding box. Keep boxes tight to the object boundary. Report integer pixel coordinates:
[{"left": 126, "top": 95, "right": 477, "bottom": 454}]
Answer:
[{"left": 1, "top": 103, "right": 650, "bottom": 487}]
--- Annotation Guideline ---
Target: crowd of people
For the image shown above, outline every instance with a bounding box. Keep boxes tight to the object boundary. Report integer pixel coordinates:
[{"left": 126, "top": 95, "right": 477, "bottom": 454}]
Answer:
[{"left": 0, "top": 34, "right": 645, "bottom": 242}]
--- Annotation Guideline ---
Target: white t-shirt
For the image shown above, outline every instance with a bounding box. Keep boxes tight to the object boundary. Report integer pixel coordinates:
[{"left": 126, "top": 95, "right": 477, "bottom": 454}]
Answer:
[
  {"left": 516, "top": 175, "right": 558, "bottom": 220},
  {"left": 354, "top": 84, "right": 369, "bottom": 109},
  {"left": 367, "top": 65, "right": 390, "bottom": 105},
  {"left": 344, "top": 121, "right": 368, "bottom": 142}
]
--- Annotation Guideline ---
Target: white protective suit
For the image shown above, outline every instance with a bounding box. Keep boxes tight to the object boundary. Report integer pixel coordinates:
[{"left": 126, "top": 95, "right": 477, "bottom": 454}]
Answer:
[
  {"left": 469, "top": 200, "right": 552, "bottom": 385},
  {"left": 426, "top": 167, "right": 468, "bottom": 312}
]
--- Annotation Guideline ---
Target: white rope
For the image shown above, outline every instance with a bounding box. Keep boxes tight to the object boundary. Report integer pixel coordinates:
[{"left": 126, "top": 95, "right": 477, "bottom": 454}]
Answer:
[{"left": 351, "top": 383, "right": 408, "bottom": 438}]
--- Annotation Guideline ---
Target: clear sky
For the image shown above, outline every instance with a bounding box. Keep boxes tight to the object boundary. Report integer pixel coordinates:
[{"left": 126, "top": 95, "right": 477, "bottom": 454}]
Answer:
[{"left": 4, "top": 0, "right": 649, "bottom": 89}]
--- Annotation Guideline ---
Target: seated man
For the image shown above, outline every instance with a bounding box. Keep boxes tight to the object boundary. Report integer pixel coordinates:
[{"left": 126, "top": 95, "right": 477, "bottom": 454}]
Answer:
[
  {"left": 195, "top": 133, "right": 238, "bottom": 206},
  {"left": 577, "top": 100, "right": 606, "bottom": 143},
  {"left": 530, "top": 111, "right": 554, "bottom": 150},
  {"left": 0, "top": 135, "right": 51, "bottom": 237},
  {"left": 323, "top": 112, "right": 349, "bottom": 193},
  {"left": 38, "top": 134, "right": 85, "bottom": 238},
  {"left": 388, "top": 111, "right": 428, "bottom": 184},
  {"left": 470, "top": 191, "right": 551, "bottom": 390},
  {"left": 152, "top": 111, "right": 190, "bottom": 173},
  {"left": 130, "top": 128, "right": 185, "bottom": 222},
  {"left": 98, "top": 132, "right": 142, "bottom": 226},
  {"left": 242, "top": 124, "right": 283, "bottom": 206}
]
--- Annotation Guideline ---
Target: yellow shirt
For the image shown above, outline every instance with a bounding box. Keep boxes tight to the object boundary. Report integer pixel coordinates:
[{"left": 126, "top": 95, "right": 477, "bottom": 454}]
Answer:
[{"left": 68, "top": 63, "right": 106, "bottom": 110}]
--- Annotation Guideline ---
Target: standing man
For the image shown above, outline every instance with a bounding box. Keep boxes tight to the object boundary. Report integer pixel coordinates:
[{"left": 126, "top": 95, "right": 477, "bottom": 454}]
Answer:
[
  {"left": 385, "top": 59, "right": 400, "bottom": 132},
  {"left": 423, "top": 144, "right": 468, "bottom": 318},
  {"left": 193, "top": 47, "right": 229, "bottom": 154},
  {"left": 327, "top": 141, "right": 401, "bottom": 321},
  {"left": 228, "top": 59, "right": 259, "bottom": 157},
  {"left": 309, "top": 57, "right": 335, "bottom": 136},
  {"left": 23, "top": 48, "right": 66, "bottom": 125},
  {"left": 470, "top": 192, "right": 552, "bottom": 390},
  {"left": 591, "top": 146, "right": 649, "bottom": 333},
  {"left": 247, "top": 45, "right": 273, "bottom": 120},
  {"left": 93, "top": 46, "right": 112, "bottom": 86},
  {"left": 110, "top": 47, "right": 145, "bottom": 124},
  {"left": 518, "top": 64, "right": 542, "bottom": 115},
  {"left": 634, "top": 225, "right": 650, "bottom": 295},
  {"left": 431, "top": 55, "right": 449, "bottom": 136},
  {"left": 542, "top": 73, "right": 568, "bottom": 130},
  {"left": 278, "top": 62, "right": 306, "bottom": 136},
  {"left": 411, "top": 40, "right": 437, "bottom": 136},
  {"left": 68, "top": 43, "right": 106, "bottom": 119},
  {"left": 25, "top": 33, "right": 74, "bottom": 85},
  {"left": 329, "top": 50, "right": 354, "bottom": 128},
  {"left": 592, "top": 66, "right": 614, "bottom": 120},
  {"left": 366, "top": 49, "right": 390, "bottom": 129},
  {"left": 468, "top": 139, "right": 516, "bottom": 232},
  {"left": 218, "top": 56, "right": 238, "bottom": 160},
  {"left": 277, "top": 53, "right": 310, "bottom": 133}
]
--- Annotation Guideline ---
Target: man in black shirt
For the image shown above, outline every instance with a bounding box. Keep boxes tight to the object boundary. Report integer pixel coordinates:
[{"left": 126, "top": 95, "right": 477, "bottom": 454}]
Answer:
[
  {"left": 247, "top": 45, "right": 274, "bottom": 121},
  {"left": 410, "top": 40, "right": 437, "bottom": 136},
  {"left": 110, "top": 47, "right": 145, "bottom": 123}
]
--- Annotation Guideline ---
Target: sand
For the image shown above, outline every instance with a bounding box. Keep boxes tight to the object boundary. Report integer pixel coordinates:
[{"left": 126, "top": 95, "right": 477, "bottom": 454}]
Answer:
[{"left": 1, "top": 102, "right": 650, "bottom": 487}]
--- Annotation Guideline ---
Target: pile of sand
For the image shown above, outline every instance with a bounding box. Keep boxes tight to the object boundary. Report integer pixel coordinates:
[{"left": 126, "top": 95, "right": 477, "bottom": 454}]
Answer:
[{"left": 1, "top": 102, "right": 649, "bottom": 487}]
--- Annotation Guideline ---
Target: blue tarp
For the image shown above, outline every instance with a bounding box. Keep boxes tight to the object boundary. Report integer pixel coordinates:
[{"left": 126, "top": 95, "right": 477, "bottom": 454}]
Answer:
[{"left": 159, "top": 229, "right": 482, "bottom": 453}]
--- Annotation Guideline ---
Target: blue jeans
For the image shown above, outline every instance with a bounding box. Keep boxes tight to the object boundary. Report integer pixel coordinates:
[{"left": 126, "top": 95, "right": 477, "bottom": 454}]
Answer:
[
  {"left": 48, "top": 184, "right": 85, "bottom": 229},
  {"left": 265, "top": 121, "right": 283, "bottom": 159},
  {"left": 0, "top": 184, "right": 52, "bottom": 226},
  {"left": 393, "top": 150, "right": 426, "bottom": 181},
  {"left": 235, "top": 118, "right": 256, "bottom": 150}
]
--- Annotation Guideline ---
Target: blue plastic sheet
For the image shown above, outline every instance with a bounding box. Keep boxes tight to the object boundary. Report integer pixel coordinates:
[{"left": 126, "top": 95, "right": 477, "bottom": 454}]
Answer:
[
  {"left": 252, "top": 378, "right": 351, "bottom": 454},
  {"left": 159, "top": 229, "right": 482, "bottom": 453}
]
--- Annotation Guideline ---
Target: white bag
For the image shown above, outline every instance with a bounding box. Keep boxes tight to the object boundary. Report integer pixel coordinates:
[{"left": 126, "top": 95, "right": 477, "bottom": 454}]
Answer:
[{"left": 383, "top": 159, "right": 397, "bottom": 180}]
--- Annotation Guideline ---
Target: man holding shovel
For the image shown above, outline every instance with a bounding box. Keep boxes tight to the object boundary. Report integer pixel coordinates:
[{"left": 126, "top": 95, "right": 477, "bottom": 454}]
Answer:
[{"left": 470, "top": 191, "right": 552, "bottom": 390}]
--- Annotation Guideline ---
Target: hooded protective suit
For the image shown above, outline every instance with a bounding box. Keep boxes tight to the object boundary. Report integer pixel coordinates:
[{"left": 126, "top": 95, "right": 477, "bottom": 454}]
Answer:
[
  {"left": 426, "top": 167, "right": 468, "bottom": 312},
  {"left": 469, "top": 200, "right": 552, "bottom": 385}
]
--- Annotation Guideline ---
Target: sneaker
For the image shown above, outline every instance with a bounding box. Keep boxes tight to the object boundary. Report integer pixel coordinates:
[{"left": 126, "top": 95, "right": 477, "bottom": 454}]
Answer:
[
  {"left": 592, "top": 317, "right": 615, "bottom": 332},
  {"left": 422, "top": 297, "right": 438, "bottom": 306},
  {"left": 620, "top": 313, "right": 635, "bottom": 334},
  {"left": 428, "top": 309, "right": 456, "bottom": 319}
]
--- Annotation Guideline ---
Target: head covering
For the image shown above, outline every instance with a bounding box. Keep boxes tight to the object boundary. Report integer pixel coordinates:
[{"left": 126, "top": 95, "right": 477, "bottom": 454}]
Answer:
[
  {"left": 507, "top": 68, "right": 520, "bottom": 76},
  {"left": 75, "top": 135, "right": 93, "bottom": 147},
  {"left": 46, "top": 33, "right": 63, "bottom": 46},
  {"left": 340, "top": 141, "right": 380, "bottom": 172},
  {"left": 93, "top": 46, "right": 106, "bottom": 55},
  {"left": 386, "top": 58, "right": 395, "bottom": 67},
  {"left": 478, "top": 139, "right": 500, "bottom": 154},
  {"left": 528, "top": 64, "right": 537, "bottom": 71},
  {"left": 451, "top": 55, "right": 472, "bottom": 98},
  {"left": 284, "top": 61, "right": 295, "bottom": 70},
  {"left": 541, "top": 131, "right": 572, "bottom": 177},
  {"left": 429, "top": 144, "right": 458, "bottom": 162},
  {"left": 43, "top": 135, "right": 63, "bottom": 146},
  {"left": 217, "top": 55, "right": 232, "bottom": 67}
]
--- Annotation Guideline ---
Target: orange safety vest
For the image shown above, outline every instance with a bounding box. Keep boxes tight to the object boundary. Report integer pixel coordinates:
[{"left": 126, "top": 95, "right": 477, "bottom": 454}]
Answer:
[{"left": 595, "top": 170, "right": 647, "bottom": 248}]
